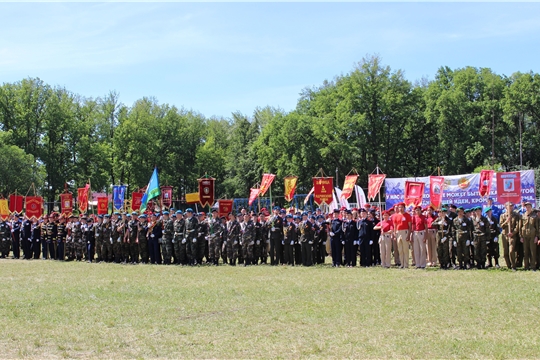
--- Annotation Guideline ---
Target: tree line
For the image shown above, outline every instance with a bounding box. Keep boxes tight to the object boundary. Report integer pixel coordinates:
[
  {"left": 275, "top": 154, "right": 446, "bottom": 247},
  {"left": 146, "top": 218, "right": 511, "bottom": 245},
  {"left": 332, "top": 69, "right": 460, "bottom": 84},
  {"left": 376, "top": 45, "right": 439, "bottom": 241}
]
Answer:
[{"left": 1, "top": 55, "right": 539, "bottom": 206}]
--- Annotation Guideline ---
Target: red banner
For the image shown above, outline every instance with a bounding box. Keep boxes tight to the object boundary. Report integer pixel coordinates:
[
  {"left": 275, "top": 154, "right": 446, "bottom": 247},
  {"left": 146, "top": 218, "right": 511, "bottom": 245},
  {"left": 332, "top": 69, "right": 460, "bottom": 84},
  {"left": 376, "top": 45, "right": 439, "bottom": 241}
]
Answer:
[
  {"left": 161, "top": 186, "right": 173, "bottom": 208},
  {"left": 9, "top": 194, "right": 23, "bottom": 214},
  {"left": 77, "top": 184, "right": 90, "bottom": 213},
  {"left": 368, "top": 174, "right": 386, "bottom": 200},
  {"left": 284, "top": 176, "right": 298, "bottom": 202},
  {"left": 341, "top": 175, "right": 358, "bottom": 200},
  {"left": 218, "top": 199, "right": 234, "bottom": 217},
  {"left": 497, "top": 172, "right": 521, "bottom": 204},
  {"left": 429, "top": 176, "right": 445, "bottom": 209},
  {"left": 60, "top": 193, "right": 73, "bottom": 216},
  {"left": 248, "top": 188, "right": 260, "bottom": 206},
  {"left": 313, "top": 177, "right": 333, "bottom": 205},
  {"left": 131, "top": 192, "right": 143, "bottom": 211},
  {"left": 479, "top": 170, "right": 494, "bottom": 197},
  {"left": 404, "top": 181, "right": 425, "bottom": 207},
  {"left": 97, "top": 197, "right": 108, "bottom": 215},
  {"left": 198, "top": 178, "right": 215, "bottom": 207},
  {"left": 259, "top": 174, "right": 276, "bottom": 196},
  {"left": 25, "top": 196, "right": 43, "bottom": 219}
]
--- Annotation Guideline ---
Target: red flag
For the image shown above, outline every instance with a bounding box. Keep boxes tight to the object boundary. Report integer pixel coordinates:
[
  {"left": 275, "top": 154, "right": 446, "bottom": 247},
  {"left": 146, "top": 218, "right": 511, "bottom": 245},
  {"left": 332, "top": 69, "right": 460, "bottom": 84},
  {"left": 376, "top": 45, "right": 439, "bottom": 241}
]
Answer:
[
  {"left": 368, "top": 174, "right": 386, "bottom": 201},
  {"left": 313, "top": 177, "right": 333, "bottom": 205},
  {"left": 25, "top": 196, "right": 43, "bottom": 219},
  {"left": 259, "top": 174, "right": 276, "bottom": 196},
  {"left": 404, "top": 181, "right": 425, "bottom": 207},
  {"left": 429, "top": 176, "right": 445, "bottom": 209},
  {"left": 60, "top": 193, "right": 73, "bottom": 216},
  {"left": 77, "top": 184, "right": 90, "bottom": 213},
  {"left": 198, "top": 178, "right": 215, "bottom": 207},
  {"left": 479, "top": 170, "right": 494, "bottom": 197},
  {"left": 131, "top": 192, "right": 143, "bottom": 211},
  {"left": 161, "top": 186, "right": 173, "bottom": 208},
  {"left": 284, "top": 176, "right": 298, "bottom": 202},
  {"left": 97, "top": 197, "right": 108, "bottom": 215},
  {"left": 218, "top": 199, "right": 234, "bottom": 218},
  {"left": 9, "top": 194, "right": 23, "bottom": 214},
  {"left": 497, "top": 172, "right": 521, "bottom": 204},
  {"left": 341, "top": 175, "right": 358, "bottom": 200},
  {"left": 248, "top": 188, "right": 260, "bottom": 206}
]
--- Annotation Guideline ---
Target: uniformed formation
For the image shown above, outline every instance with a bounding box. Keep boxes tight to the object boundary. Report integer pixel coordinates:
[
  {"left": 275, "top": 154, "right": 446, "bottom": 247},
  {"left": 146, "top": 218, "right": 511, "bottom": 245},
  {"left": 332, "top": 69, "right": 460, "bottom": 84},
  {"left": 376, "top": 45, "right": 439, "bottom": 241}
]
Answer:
[{"left": 1, "top": 200, "right": 539, "bottom": 271}]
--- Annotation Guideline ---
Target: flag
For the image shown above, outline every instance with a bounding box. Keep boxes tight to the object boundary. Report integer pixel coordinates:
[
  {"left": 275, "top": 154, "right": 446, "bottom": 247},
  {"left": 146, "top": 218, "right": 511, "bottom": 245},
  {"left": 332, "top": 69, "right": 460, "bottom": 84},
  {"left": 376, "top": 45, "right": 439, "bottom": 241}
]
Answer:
[
  {"left": 25, "top": 196, "right": 43, "bottom": 219},
  {"left": 479, "top": 170, "right": 494, "bottom": 197},
  {"left": 497, "top": 172, "right": 521, "bottom": 204},
  {"left": 131, "top": 192, "right": 143, "bottom": 211},
  {"left": 404, "top": 181, "right": 425, "bottom": 207},
  {"left": 185, "top": 193, "right": 200, "bottom": 204},
  {"left": 9, "top": 194, "right": 23, "bottom": 214},
  {"left": 259, "top": 174, "right": 276, "bottom": 196},
  {"left": 328, "top": 190, "right": 339, "bottom": 213},
  {"left": 97, "top": 197, "right": 108, "bottom": 215},
  {"left": 60, "top": 193, "right": 73, "bottom": 216},
  {"left": 77, "top": 183, "right": 90, "bottom": 213},
  {"left": 0, "top": 199, "right": 9, "bottom": 220},
  {"left": 304, "top": 187, "right": 315, "bottom": 206},
  {"left": 354, "top": 185, "right": 367, "bottom": 208},
  {"left": 248, "top": 188, "right": 260, "bottom": 206},
  {"left": 341, "top": 175, "right": 358, "bottom": 200},
  {"left": 113, "top": 185, "right": 127, "bottom": 211},
  {"left": 313, "top": 177, "right": 333, "bottom": 205},
  {"left": 140, "top": 168, "right": 161, "bottom": 213},
  {"left": 218, "top": 199, "right": 234, "bottom": 218},
  {"left": 334, "top": 188, "right": 350, "bottom": 210},
  {"left": 429, "top": 176, "right": 445, "bottom": 209},
  {"left": 284, "top": 176, "right": 298, "bottom": 202},
  {"left": 198, "top": 178, "right": 215, "bottom": 207},
  {"left": 368, "top": 174, "right": 386, "bottom": 200},
  {"left": 161, "top": 186, "right": 174, "bottom": 208}
]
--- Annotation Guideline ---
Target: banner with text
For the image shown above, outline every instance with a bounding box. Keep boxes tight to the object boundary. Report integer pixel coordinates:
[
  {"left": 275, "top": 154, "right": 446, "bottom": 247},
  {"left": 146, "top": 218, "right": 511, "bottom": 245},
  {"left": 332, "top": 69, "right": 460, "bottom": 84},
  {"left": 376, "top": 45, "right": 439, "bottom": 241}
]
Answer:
[
  {"left": 385, "top": 170, "right": 535, "bottom": 210},
  {"left": 60, "top": 193, "right": 73, "bottom": 216},
  {"left": 313, "top": 177, "right": 333, "bottom": 205}
]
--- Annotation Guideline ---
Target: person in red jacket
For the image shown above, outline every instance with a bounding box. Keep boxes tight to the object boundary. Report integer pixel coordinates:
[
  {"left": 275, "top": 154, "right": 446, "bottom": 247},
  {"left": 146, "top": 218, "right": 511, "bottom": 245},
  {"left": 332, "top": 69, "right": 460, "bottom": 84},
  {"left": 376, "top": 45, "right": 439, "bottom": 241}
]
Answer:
[
  {"left": 374, "top": 211, "right": 394, "bottom": 268},
  {"left": 411, "top": 206, "right": 427, "bottom": 269},
  {"left": 391, "top": 202, "right": 412, "bottom": 268},
  {"left": 425, "top": 206, "right": 438, "bottom": 267}
]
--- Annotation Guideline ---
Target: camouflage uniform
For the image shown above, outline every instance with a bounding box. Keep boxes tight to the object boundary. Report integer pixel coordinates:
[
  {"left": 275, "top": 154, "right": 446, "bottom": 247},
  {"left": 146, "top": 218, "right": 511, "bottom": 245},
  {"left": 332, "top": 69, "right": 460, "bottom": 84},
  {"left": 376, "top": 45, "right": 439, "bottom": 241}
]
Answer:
[
  {"left": 161, "top": 217, "right": 174, "bottom": 265},
  {"left": 128, "top": 219, "right": 139, "bottom": 263},
  {"left": 472, "top": 214, "right": 490, "bottom": 269},
  {"left": 207, "top": 216, "right": 223, "bottom": 265},
  {"left": 111, "top": 220, "right": 123, "bottom": 263},
  {"left": 65, "top": 222, "right": 74, "bottom": 260},
  {"left": 173, "top": 217, "right": 186, "bottom": 265},
  {"left": 0, "top": 219, "right": 10, "bottom": 258},
  {"left": 226, "top": 219, "right": 240, "bottom": 265},
  {"left": 452, "top": 216, "right": 473, "bottom": 269},
  {"left": 94, "top": 220, "right": 104, "bottom": 262},
  {"left": 72, "top": 221, "right": 84, "bottom": 261},
  {"left": 241, "top": 219, "right": 255, "bottom": 265},
  {"left": 102, "top": 220, "right": 113, "bottom": 262},
  {"left": 519, "top": 211, "right": 538, "bottom": 271},
  {"left": 137, "top": 219, "right": 149, "bottom": 263},
  {"left": 433, "top": 215, "right": 453, "bottom": 269},
  {"left": 184, "top": 215, "right": 199, "bottom": 265},
  {"left": 299, "top": 220, "right": 314, "bottom": 266},
  {"left": 196, "top": 219, "right": 208, "bottom": 264}
]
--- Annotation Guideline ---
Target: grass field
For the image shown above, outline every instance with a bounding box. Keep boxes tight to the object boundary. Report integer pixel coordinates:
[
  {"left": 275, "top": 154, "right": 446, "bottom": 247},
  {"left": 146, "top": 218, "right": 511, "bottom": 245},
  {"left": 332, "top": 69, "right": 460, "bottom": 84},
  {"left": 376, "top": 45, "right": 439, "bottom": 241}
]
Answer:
[{"left": 1, "top": 259, "right": 540, "bottom": 359}]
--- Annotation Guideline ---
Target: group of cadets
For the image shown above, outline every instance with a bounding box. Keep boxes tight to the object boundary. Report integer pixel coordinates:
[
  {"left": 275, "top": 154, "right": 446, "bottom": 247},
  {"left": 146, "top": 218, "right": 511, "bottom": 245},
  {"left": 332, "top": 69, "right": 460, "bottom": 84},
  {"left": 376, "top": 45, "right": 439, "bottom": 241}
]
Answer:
[{"left": 1, "top": 198, "right": 539, "bottom": 271}]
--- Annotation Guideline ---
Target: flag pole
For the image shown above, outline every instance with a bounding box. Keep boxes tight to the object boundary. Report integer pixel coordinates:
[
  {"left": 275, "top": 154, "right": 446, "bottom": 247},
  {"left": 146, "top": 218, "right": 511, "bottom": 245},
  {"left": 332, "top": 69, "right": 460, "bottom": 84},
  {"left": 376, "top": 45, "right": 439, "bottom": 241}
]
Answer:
[{"left": 377, "top": 166, "right": 383, "bottom": 211}]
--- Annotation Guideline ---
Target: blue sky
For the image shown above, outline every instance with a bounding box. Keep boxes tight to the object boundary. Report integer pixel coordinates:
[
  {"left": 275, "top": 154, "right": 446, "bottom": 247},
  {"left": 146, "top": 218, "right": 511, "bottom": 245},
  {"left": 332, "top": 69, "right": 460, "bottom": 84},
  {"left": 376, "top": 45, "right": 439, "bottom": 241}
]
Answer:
[{"left": 1, "top": 2, "right": 539, "bottom": 118}]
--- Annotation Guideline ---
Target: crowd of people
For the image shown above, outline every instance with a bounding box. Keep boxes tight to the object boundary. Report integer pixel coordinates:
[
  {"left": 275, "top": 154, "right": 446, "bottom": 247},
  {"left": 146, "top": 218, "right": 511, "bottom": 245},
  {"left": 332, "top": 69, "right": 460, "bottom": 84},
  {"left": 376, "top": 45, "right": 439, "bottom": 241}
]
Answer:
[{"left": 1, "top": 198, "right": 539, "bottom": 271}]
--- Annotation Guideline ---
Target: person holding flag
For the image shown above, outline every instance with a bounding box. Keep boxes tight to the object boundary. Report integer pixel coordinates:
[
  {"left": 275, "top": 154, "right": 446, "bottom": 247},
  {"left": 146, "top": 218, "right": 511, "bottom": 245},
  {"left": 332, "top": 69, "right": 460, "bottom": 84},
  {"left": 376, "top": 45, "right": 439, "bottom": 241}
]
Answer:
[{"left": 140, "top": 168, "right": 161, "bottom": 213}]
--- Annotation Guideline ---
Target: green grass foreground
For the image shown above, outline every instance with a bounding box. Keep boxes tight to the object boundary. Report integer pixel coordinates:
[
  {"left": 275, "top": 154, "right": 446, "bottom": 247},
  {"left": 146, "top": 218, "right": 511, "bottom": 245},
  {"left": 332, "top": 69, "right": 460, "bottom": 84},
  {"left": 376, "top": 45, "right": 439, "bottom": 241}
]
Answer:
[{"left": 1, "top": 260, "right": 540, "bottom": 359}]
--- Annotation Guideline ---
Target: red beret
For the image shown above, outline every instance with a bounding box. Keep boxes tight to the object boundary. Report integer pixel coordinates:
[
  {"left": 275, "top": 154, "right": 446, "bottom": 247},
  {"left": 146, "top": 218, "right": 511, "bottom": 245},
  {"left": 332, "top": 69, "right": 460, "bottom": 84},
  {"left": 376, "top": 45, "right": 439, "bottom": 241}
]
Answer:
[{"left": 396, "top": 202, "right": 406, "bottom": 207}]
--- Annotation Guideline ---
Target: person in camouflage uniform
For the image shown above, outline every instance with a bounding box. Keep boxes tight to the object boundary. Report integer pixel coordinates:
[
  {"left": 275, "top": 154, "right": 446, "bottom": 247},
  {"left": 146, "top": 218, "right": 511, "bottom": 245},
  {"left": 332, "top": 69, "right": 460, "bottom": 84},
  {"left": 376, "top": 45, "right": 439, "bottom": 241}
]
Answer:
[
  {"left": 182, "top": 209, "right": 197, "bottom": 265},
  {"left": 0, "top": 217, "right": 10, "bottom": 258},
  {"left": 72, "top": 216, "right": 85, "bottom": 261},
  {"left": 433, "top": 207, "right": 453, "bottom": 269},
  {"left": 207, "top": 209, "right": 223, "bottom": 266},
  {"left": 64, "top": 216, "right": 74, "bottom": 260},
  {"left": 196, "top": 212, "right": 209, "bottom": 264},
  {"left": 452, "top": 207, "right": 474, "bottom": 269},
  {"left": 240, "top": 213, "right": 255, "bottom": 266},
  {"left": 101, "top": 215, "right": 113, "bottom": 262},
  {"left": 119, "top": 213, "right": 129, "bottom": 264},
  {"left": 252, "top": 212, "right": 262, "bottom": 265},
  {"left": 136, "top": 214, "right": 149, "bottom": 263},
  {"left": 94, "top": 215, "right": 104, "bottom": 262},
  {"left": 111, "top": 213, "right": 124, "bottom": 263},
  {"left": 226, "top": 213, "right": 240, "bottom": 266},
  {"left": 220, "top": 216, "right": 228, "bottom": 265},
  {"left": 172, "top": 210, "right": 186, "bottom": 265},
  {"left": 127, "top": 212, "right": 139, "bottom": 264},
  {"left": 160, "top": 211, "right": 174, "bottom": 265},
  {"left": 472, "top": 207, "right": 489, "bottom": 269}
]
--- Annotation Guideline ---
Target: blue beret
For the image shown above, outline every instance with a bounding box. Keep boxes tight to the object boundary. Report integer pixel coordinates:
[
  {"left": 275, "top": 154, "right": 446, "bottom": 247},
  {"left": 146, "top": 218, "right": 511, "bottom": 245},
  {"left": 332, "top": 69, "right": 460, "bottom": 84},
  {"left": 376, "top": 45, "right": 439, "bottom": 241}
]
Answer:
[
  {"left": 273, "top": 206, "right": 280, "bottom": 210},
  {"left": 302, "top": 212, "right": 308, "bottom": 216},
  {"left": 185, "top": 208, "right": 193, "bottom": 213},
  {"left": 163, "top": 211, "right": 169, "bottom": 215},
  {"left": 317, "top": 215, "right": 325, "bottom": 219},
  {"left": 176, "top": 210, "right": 183, "bottom": 214},
  {"left": 113, "top": 212, "right": 120, "bottom": 215},
  {"left": 286, "top": 214, "right": 293, "bottom": 219},
  {"left": 279, "top": 209, "right": 286, "bottom": 214},
  {"left": 104, "top": 214, "right": 111, "bottom": 218},
  {"left": 139, "top": 214, "right": 147, "bottom": 219},
  {"left": 97, "top": 215, "right": 103, "bottom": 219},
  {"left": 126, "top": 214, "right": 131, "bottom": 217}
]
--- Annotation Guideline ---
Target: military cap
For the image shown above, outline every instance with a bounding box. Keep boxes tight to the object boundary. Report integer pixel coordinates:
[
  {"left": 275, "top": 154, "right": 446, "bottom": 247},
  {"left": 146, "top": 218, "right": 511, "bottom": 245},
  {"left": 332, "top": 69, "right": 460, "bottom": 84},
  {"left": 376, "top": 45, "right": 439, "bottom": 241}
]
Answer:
[
  {"left": 198, "top": 212, "right": 205, "bottom": 216},
  {"left": 302, "top": 212, "right": 308, "bottom": 216},
  {"left": 169, "top": 208, "right": 175, "bottom": 212},
  {"left": 176, "top": 210, "right": 183, "bottom": 215},
  {"left": 87, "top": 217, "right": 93, "bottom": 222},
  {"left": 279, "top": 209, "right": 286, "bottom": 214},
  {"left": 211, "top": 209, "right": 218, "bottom": 213},
  {"left": 113, "top": 212, "right": 120, "bottom": 215},
  {"left": 524, "top": 201, "right": 532, "bottom": 207},
  {"left": 396, "top": 202, "right": 406, "bottom": 207},
  {"left": 139, "top": 214, "right": 147, "bottom": 219},
  {"left": 352, "top": 208, "right": 358, "bottom": 212},
  {"left": 317, "top": 215, "right": 325, "bottom": 219},
  {"left": 104, "top": 214, "right": 111, "bottom": 218},
  {"left": 185, "top": 208, "right": 194, "bottom": 213},
  {"left": 152, "top": 213, "right": 159, "bottom": 217},
  {"left": 126, "top": 214, "right": 131, "bottom": 218},
  {"left": 69, "top": 214, "right": 77, "bottom": 219},
  {"left": 315, "top": 208, "right": 321, "bottom": 211},
  {"left": 131, "top": 211, "right": 138, "bottom": 215},
  {"left": 360, "top": 208, "right": 367, "bottom": 213},
  {"left": 345, "top": 210, "right": 352, "bottom": 214},
  {"left": 273, "top": 206, "right": 280, "bottom": 211},
  {"left": 504, "top": 201, "right": 514, "bottom": 207},
  {"left": 484, "top": 207, "right": 492, "bottom": 212},
  {"left": 309, "top": 215, "right": 316, "bottom": 220},
  {"left": 97, "top": 215, "right": 104, "bottom": 218},
  {"left": 162, "top": 211, "right": 169, "bottom": 215},
  {"left": 414, "top": 206, "right": 422, "bottom": 211},
  {"left": 440, "top": 207, "right": 448, "bottom": 212},
  {"left": 250, "top": 211, "right": 257, "bottom": 216},
  {"left": 220, "top": 216, "right": 227, "bottom": 220},
  {"left": 286, "top": 214, "right": 293, "bottom": 219}
]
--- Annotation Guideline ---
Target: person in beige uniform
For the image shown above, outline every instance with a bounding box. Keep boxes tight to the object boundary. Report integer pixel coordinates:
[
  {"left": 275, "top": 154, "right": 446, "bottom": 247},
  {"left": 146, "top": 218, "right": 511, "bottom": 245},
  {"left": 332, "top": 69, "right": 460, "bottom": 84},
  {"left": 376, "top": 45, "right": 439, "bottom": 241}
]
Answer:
[
  {"left": 391, "top": 203, "right": 412, "bottom": 268},
  {"left": 518, "top": 202, "right": 538, "bottom": 271},
  {"left": 499, "top": 202, "right": 520, "bottom": 270}
]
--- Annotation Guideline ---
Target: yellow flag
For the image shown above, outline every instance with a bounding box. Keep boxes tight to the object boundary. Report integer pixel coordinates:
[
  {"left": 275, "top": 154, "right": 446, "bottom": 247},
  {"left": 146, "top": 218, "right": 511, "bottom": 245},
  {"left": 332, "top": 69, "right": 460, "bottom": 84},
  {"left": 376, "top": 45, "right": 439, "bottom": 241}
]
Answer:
[
  {"left": 0, "top": 199, "right": 9, "bottom": 220},
  {"left": 284, "top": 176, "right": 298, "bottom": 202}
]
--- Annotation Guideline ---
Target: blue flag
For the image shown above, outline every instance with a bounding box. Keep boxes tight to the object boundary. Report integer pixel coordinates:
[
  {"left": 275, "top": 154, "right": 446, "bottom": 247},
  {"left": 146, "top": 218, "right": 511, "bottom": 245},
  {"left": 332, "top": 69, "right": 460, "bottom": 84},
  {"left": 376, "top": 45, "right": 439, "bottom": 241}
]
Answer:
[
  {"left": 113, "top": 185, "right": 127, "bottom": 211},
  {"left": 140, "top": 168, "right": 161, "bottom": 212}
]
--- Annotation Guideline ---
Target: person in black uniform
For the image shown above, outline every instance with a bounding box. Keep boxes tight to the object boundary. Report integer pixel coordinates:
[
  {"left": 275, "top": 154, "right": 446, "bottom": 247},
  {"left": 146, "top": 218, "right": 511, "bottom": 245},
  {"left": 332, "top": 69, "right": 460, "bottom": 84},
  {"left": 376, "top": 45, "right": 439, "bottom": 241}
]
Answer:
[
  {"left": 268, "top": 207, "right": 284, "bottom": 266},
  {"left": 56, "top": 215, "right": 67, "bottom": 260},
  {"left": 343, "top": 210, "right": 357, "bottom": 267},
  {"left": 358, "top": 208, "right": 374, "bottom": 267},
  {"left": 31, "top": 217, "right": 41, "bottom": 259},
  {"left": 314, "top": 215, "right": 327, "bottom": 264},
  {"left": 21, "top": 217, "right": 32, "bottom": 259},
  {"left": 329, "top": 209, "right": 343, "bottom": 267},
  {"left": 84, "top": 217, "right": 95, "bottom": 262},
  {"left": 10, "top": 214, "right": 22, "bottom": 259},
  {"left": 447, "top": 204, "right": 458, "bottom": 266},
  {"left": 148, "top": 213, "right": 162, "bottom": 265},
  {"left": 370, "top": 210, "right": 381, "bottom": 266}
]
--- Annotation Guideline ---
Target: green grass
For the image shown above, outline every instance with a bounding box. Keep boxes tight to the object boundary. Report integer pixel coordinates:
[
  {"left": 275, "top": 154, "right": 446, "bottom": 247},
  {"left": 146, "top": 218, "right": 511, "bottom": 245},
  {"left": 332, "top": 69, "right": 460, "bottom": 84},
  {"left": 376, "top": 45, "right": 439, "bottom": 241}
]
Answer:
[{"left": 1, "top": 259, "right": 539, "bottom": 359}]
